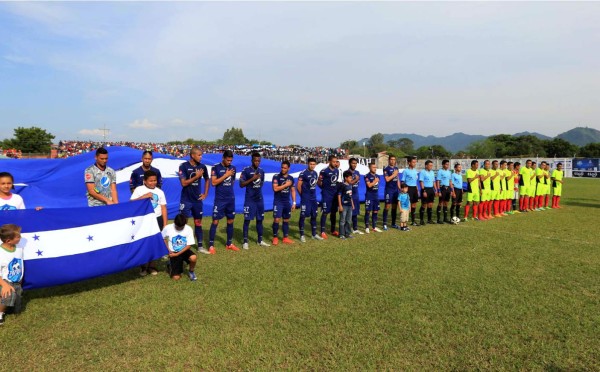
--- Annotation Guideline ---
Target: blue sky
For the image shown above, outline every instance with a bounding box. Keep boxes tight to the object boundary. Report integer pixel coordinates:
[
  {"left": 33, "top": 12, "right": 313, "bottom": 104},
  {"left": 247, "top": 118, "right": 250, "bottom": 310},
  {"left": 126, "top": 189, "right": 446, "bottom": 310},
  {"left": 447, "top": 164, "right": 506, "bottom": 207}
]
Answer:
[{"left": 1, "top": 2, "right": 599, "bottom": 146}]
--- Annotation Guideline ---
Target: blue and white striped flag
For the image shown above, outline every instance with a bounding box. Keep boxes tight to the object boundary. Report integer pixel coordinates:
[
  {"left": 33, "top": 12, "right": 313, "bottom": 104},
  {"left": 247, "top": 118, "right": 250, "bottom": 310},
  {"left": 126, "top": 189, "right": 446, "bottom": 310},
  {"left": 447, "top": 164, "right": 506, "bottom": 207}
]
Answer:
[{"left": 0, "top": 200, "right": 167, "bottom": 290}]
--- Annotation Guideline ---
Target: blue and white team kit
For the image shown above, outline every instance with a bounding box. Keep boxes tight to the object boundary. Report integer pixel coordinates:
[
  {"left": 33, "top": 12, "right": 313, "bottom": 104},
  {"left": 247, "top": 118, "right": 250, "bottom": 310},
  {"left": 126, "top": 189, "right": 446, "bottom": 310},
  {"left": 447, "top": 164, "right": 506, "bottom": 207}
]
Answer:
[
  {"left": 273, "top": 173, "right": 295, "bottom": 219},
  {"left": 319, "top": 166, "right": 340, "bottom": 213},
  {"left": 383, "top": 165, "right": 400, "bottom": 204},
  {"left": 178, "top": 160, "right": 209, "bottom": 219},
  {"left": 299, "top": 169, "right": 319, "bottom": 218},
  {"left": 211, "top": 163, "right": 237, "bottom": 220},
  {"left": 364, "top": 172, "right": 380, "bottom": 211},
  {"left": 240, "top": 165, "right": 265, "bottom": 221}
]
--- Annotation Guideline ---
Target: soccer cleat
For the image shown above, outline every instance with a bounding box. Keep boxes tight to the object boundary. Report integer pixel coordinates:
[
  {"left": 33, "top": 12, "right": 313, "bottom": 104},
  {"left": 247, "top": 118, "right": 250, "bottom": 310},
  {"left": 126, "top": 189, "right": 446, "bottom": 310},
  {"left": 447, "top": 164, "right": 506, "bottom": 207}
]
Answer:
[
  {"left": 272, "top": 237, "right": 279, "bottom": 246},
  {"left": 513, "top": 210, "right": 521, "bottom": 214},
  {"left": 463, "top": 218, "right": 468, "bottom": 222},
  {"left": 365, "top": 228, "right": 370, "bottom": 234},
  {"left": 391, "top": 224, "right": 401, "bottom": 229},
  {"left": 410, "top": 222, "right": 419, "bottom": 227},
  {"left": 383, "top": 225, "right": 388, "bottom": 231},
  {"left": 208, "top": 246, "right": 216, "bottom": 255},
  {"left": 427, "top": 220, "right": 435, "bottom": 224},
  {"left": 331, "top": 231, "right": 340, "bottom": 237},
  {"left": 282, "top": 237, "right": 294, "bottom": 244},
  {"left": 198, "top": 248, "right": 211, "bottom": 255},
  {"left": 188, "top": 271, "right": 197, "bottom": 281},
  {"left": 420, "top": 221, "right": 426, "bottom": 226},
  {"left": 300, "top": 235, "right": 306, "bottom": 243},
  {"left": 373, "top": 227, "right": 383, "bottom": 232},
  {"left": 474, "top": 217, "right": 480, "bottom": 221},
  {"left": 226, "top": 244, "right": 240, "bottom": 252},
  {"left": 340, "top": 236, "right": 346, "bottom": 240},
  {"left": 404, "top": 227, "right": 411, "bottom": 232},
  {"left": 346, "top": 235, "right": 354, "bottom": 239},
  {"left": 437, "top": 220, "right": 444, "bottom": 224},
  {"left": 258, "top": 241, "right": 271, "bottom": 247},
  {"left": 320, "top": 232, "right": 328, "bottom": 239},
  {"left": 242, "top": 242, "right": 249, "bottom": 250},
  {"left": 313, "top": 234, "right": 324, "bottom": 241},
  {"left": 353, "top": 230, "right": 365, "bottom": 235},
  {"left": 139, "top": 268, "right": 148, "bottom": 277}
]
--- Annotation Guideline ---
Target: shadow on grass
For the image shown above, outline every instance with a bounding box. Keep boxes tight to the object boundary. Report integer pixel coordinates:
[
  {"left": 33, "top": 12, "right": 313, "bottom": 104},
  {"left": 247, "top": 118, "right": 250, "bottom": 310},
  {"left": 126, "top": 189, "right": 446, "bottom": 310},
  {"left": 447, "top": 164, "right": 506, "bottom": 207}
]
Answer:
[{"left": 563, "top": 201, "right": 600, "bottom": 208}]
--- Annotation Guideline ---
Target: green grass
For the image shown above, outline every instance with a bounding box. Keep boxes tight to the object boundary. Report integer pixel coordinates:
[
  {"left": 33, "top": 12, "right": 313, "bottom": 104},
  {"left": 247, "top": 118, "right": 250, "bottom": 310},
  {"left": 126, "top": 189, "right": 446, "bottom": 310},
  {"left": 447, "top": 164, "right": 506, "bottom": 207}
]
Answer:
[{"left": 1, "top": 179, "right": 599, "bottom": 370}]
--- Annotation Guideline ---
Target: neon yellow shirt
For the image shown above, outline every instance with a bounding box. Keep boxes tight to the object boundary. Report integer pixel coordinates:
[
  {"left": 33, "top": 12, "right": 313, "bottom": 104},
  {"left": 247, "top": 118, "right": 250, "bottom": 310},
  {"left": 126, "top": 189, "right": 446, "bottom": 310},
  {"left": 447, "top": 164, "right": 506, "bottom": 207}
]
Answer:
[
  {"left": 466, "top": 169, "right": 480, "bottom": 192},
  {"left": 520, "top": 167, "right": 530, "bottom": 187},
  {"left": 479, "top": 169, "right": 491, "bottom": 190},
  {"left": 552, "top": 169, "right": 563, "bottom": 182},
  {"left": 491, "top": 169, "right": 502, "bottom": 191}
]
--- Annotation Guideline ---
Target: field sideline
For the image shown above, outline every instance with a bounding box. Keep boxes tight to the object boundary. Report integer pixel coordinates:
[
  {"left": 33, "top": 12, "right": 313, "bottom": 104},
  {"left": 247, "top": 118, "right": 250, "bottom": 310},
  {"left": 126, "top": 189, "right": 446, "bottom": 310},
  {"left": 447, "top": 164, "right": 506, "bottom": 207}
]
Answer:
[{"left": 1, "top": 178, "right": 598, "bottom": 370}]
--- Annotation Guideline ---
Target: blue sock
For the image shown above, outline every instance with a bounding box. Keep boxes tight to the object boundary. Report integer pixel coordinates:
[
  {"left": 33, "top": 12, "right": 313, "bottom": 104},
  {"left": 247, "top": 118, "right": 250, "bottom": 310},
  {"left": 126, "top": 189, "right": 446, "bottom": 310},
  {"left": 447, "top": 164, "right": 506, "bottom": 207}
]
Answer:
[
  {"left": 209, "top": 223, "right": 217, "bottom": 246},
  {"left": 352, "top": 215, "right": 358, "bottom": 231},
  {"left": 282, "top": 221, "right": 289, "bottom": 237},
  {"left": 194, "top": 225, "right": 203, "bottom": 248},
  {"left": 273, "top": 221, "right": 280, "bottom": 238},
  {"left": 299, "top": 217, "right": 305, "bottom": 236},
  {"left": 320, "top": 214, "right": 327, "bottom": 233},
  {"left": 372, "top": 213, "right": 378, "bottom": 228},
  {"left": 311, "top": 215, "right": 317, "bottom": 236},
  {"left": 365, "top": 211, "right": 370, "bottom": 228},
  {"left": 226, "top": 223, "right": 234, "bottom": 245},
  {"left": 383, "top": 209, "right": 388, "bottom": 225},
  {"left": 256, "top": 220, "right": 263, "bottom": 243},
  {"left": 243, "top": 220, "right": 250, "bottom": 243}
]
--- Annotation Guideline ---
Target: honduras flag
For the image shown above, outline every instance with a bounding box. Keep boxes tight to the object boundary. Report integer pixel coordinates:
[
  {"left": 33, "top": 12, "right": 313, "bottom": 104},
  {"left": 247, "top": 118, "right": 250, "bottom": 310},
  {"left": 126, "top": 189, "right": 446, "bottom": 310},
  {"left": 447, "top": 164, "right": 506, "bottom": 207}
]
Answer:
[{"left": 0, "top": 199, "right": 167, "bottom": 290}]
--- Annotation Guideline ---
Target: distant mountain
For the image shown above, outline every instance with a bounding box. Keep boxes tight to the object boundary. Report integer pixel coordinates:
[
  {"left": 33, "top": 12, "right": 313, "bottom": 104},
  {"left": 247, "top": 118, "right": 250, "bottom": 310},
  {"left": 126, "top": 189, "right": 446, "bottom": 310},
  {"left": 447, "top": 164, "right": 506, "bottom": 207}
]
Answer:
[
  {"left": 512, "top": 131, "right": 552, "bottom": 140},
  {"left": 357, "top": 132, "right": 487, "bottom": 153},
  {"left": 557, "top": 127, "right": 600, "bottom": 147}
]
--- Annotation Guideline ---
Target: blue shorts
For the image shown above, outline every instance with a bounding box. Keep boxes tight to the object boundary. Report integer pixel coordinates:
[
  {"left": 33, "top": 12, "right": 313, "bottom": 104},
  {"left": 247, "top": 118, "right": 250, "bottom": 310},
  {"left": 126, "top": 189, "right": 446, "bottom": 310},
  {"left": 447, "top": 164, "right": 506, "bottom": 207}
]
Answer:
[
  {"left": 365, "top": 198, "right": 380, "bottom": 212},
  {"left": 180, "top": 200, "right": 203, "bottom": 219},
  {"left": 244, "top": 200, "right": 265, "bottom": 221},
  {"left": 273, "top": 202, "right": 292, "bottom": 219},
  {"left": 300, "top": 200, "right": 318, "bottom": 218},
  {"left": 385, "top": 190, "right": 399, "bottom": 205},
  {"left": 320, "top": 193, "right": 337, "bottom": 214},
  {"left": 352, "top": 196, "right": 360, "bottom": 216},
  {"left": 212, "top": 199, "right": 236, "bottom": 220}
]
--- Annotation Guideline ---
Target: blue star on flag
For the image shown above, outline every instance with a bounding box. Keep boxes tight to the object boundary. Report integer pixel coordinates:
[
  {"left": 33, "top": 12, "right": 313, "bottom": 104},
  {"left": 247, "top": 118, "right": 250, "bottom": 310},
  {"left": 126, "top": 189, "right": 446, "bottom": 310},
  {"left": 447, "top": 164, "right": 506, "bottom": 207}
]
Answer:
[
  {"left": 131, "top": 219, "right": 136, "bottom": 225},
  {"left": 131, "top": 235, "right": 135, "bottom": 240},
  {"left": 87, "top": 235, "right": 94, "bottom": 242},
  {"left": 36, "top": 249, "right": 43, "bottom": 256},
  {"left": 33, "top": 234, "right": 40, "bottom": 241}
]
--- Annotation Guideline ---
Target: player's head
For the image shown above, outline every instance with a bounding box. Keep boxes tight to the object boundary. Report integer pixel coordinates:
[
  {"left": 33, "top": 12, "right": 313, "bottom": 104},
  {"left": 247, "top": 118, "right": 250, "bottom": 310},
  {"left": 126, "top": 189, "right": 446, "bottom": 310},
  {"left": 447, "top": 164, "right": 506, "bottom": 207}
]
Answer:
[
  {"left": 307, "top": 158, "right": 317, "bottom": 171},
  {"left": 142, "top": 150, "right": 153, "bottom": 168},
  {"left": 251, "top": 152, "right": 261, "bottom": 168},
  {"left": 0, "top": 223, "right": 21, "bottom": 245},
  {"left": 526, "top": 159, "right": 532, "bottom": 168},
  {"left": 335, "top": 159, "right": 340, "bottom": 169},
  {"left": 454, "top": 163, "right": 462, "bottom": 173},
  {"left": 425, "top": 160, "right": 433, "bottom": 170},
  {"left": 471, "top": 160, "right": 479, "bottom": 170},
  {"left": 190, "top": 147, "right": 203, "bottom": 163},
  {"left": 143, "top": 170, "right": 158, "bottom": 188},
  {"left": 408, "top": 156, "right": 417, "bottom": 168},
  {"left": 557, "top": 162, "right": 563, "bottom": 170},
  {"left": 349, "top": 157, "right": 358, "bottom": 170},
  {"left": 328, "top": 155, "right": 337, "bottom": 167},
  {"left": 442, "top": 159, "right": 449, "bottom": 169},
  {"left": 369, "top": 162, "right": 377, "bottom": 173},
  {"left": 401, "top": 183, "right": 408, "bottom": 192},
  {"left": 531, "top": 161, "right": 537, "bottom": 169},
  {"left": 95, "top": 147, "right": 109, "bottom": 167},
  {"left": 507, "top": 161, "right": 513, "bottom": 170},
  {"left": 482, "top": 160, "right": 490, "bottom": 170},
  {"left": 281, "top": 160, "right": 290, "bottom": 175},
  {"left": 222, "top": 150, "right": 234, "bottom": 167},
  {"left": 174, "top": 214, "right": 187, "bottom": 231},
  {"left": 343, "top": 170, "right": 353, "bottom": 182},
  {"left": 0, "top": 172, "right": 15, "bottom": 194},
  {"left": 388, "top": 155, "right": 396, "bottom": 167},
  {"left": 500, "top": 160, "right": 507, "bottom": 169},
  {"left": 492, "top": 160, "right": 499, "bottom": 169},
  {"left": 541, "top": 161, "right": 547, "bottom": 170},
  {"left": 514, "top": 161, "right": 521, "bottom": 170}
]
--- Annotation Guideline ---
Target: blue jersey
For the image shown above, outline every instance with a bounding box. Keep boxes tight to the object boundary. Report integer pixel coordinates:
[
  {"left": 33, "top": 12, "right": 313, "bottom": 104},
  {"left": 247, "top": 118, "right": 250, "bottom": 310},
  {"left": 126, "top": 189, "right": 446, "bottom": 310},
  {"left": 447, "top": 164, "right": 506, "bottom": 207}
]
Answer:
[
  {"left": 178, "top": 161, "right": 209, "bottom": 203},
  {"left": 130, "top": 165, "right": 163, "bottom": 191},
  {"left": 240, "top": 166, "right": 265, "bottom": 202},
  {"left": 383, "top": 166, "right": 400, "bottom": 192},
  {"left": 364, "top": 173, "right": 379, "bottom": 199},
  {"left": 273, "top": 173, "right": 294, "bottom": 204},
  {"left": 419, "top": 169, "right": 435, "bottom": 188},
  {"left": 451, "top": 172, "right": 464, "bottom": 190},
  {"left": 398, "top": 192, "right": 410, "bottom": 210},
  {"left": 339, "top": 183, "right": 353, "bottom": 206},
  {"left": 350, "top": 169, "right": 360, "bottom": 199},
  {"left": 401, "top": 168, "right": 418, "bottom": 187},
  {"left": 211, "top": 163, "right": 236, "bottom": 200},
  {"left": 319, "top": 166, "right": 340, "bottom": 197},
  {"left": 436, "top": 169, "right": 451, "bottom": 187},
  {"left": 299, "top": 169, "right": 318, "bottom": 202}
]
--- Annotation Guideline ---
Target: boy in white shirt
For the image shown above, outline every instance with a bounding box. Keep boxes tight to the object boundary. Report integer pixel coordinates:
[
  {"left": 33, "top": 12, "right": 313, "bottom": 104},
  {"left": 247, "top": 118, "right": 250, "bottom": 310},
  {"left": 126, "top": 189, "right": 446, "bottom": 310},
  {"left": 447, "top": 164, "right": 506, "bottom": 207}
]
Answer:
[{"left": 161, "top": 214, "right": 198, "bottom": 281}]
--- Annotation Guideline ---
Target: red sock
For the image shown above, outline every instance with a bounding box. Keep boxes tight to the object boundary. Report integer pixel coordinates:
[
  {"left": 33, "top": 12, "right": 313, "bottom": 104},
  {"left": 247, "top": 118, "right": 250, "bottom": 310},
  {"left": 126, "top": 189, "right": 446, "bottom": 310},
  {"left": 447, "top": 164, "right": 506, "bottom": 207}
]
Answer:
[
  {"left": 487, "top": 201, "right": 492, "bottom": 217},
  {"left": 473, "top": 204, "right": 478, "bottom": 218},
  {"left": 544, "top": 195, "right": 549, "bottom": 207},
  {"left": 479, "top": 203, "right": 485, "bottom": 218},
  {"left": 465, "top": 205, "right": 470, "bottom": 218},
  {"left": 494, "top": 201, "right": 499, "bottom": 215},
  {"left": 557, "top": 196, "right": 561, "bottom": 207},
  {"left": 552, "top": 196, "right": 557, "bottom": 207},
  {"left": 519, "top": 198, "right": 524, "bottom": 210}
]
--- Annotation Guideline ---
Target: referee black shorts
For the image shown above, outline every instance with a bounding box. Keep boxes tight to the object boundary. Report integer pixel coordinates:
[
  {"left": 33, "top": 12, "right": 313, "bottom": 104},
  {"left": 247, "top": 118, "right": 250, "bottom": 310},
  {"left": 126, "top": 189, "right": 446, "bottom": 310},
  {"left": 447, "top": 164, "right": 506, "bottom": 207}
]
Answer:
[
  {"left": 407, "top": 186, "right": 419, "bottom": 204},
  {"left": 452, "top": 189, "right": 464, "bottom": 204},
  {"left": 421, "top": 187, "right": 435, "bottom": 203},
  {"left": 439, "top": 186, "right": 451, "bottom": 202}
]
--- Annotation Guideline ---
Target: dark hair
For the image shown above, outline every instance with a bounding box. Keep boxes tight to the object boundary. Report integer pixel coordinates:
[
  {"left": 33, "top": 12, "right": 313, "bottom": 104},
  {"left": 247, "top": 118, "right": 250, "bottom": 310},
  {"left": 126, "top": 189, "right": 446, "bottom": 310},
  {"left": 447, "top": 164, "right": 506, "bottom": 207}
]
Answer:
[
  {"left": 471, "top": 160, "right": 479, "bottom": 166},
  {"left": 142, "top": 150, "right": 153, "bottom": 157},
  {"left": 0, "top": 172, "right": 15, "bottom": 189},
  {"left": 307, "top": 158, "right": 317, "bottom": 164},
  {"left": 0, "top": 224, "right": 21, "bottom": 243},
  {"left": 541, "top": 161, "right": 547, "bottom": 165},
  {"left": 281, "top": 160, "right": 290, "bottom": 167},
  {"left": 515, "top": 162, "right": 521, "bottom": 167},
  {"left": 425, "top": 160, "right": 432, "bottom": 166},
  {"left": 222, "top": 150, "right": 234, "bottom": 158},
  {"left": 442, "top": 159, "right": 449, "bottom": 165},
  {"left": 557, "top": 162, "right": 563, "bottom": 166},
  {"left": 500, "top": 160, "right": 507, "bottom": 165},
  {"left": 407, "top": 156, "right": 417, "bottom": 161},
  {"left": 389, "top": 155, "right": 396, "bottom": 160},
  {"left": 144, "top": 170, "right": 157, "bottom": 180},
  {"left": 507, "top": 161, "right": 513, "bottom": 166},
  {"left": 191, "top": 147, "right": 202, "bottom": 155},
  {"left": 251, "top": 151, "right": 261, "bottom": 159},
  {"left": 174, "top": 214, "right": 187, "bottom": 228},
  {"left": 454, "top": 163, "right": 461, "bottom": 169},
  {"left": 492, "top": 160, "right": 499, "bottom": 165},
  {"left": 401, "top": 183, "right": 408, "bottom": 189},
  {"left": 349, "top": 157, "right": 358, "bottom": 163},
  {"left": 369, "top": 162, "right": 376, "bottom": 167},
  {"left": 96, "top": 147, "right": 108, "bottom": 156},
  {"left": 343, "top": 170, "right": 353, "bottom": 179},
  {"left": 328, "top": 155, "right": 337, "bottom": 162},
  {"left": 532, "top": 161, "right": 537, "bottom": 165},
  {"left": 526, "top": 159, "right": 532, "bottom": 163}
]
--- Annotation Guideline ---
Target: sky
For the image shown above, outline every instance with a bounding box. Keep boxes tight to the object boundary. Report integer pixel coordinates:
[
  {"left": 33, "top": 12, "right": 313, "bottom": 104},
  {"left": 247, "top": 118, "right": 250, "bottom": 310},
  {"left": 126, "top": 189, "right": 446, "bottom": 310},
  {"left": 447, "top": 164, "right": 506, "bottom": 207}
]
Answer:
[{"left": 1, "top": 2, "right": 599, "bottom": 147}]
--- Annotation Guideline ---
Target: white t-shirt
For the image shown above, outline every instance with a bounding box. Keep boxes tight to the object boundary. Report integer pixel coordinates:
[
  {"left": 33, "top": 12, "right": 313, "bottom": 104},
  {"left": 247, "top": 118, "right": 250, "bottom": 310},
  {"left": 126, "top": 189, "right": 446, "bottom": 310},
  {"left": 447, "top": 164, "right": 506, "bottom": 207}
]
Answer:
[
  {"left": 0, "top": 193, "right": 25, "bottom": 211},
  {"left": 161, "top": 224, "right": 195, "bottom": 253},
  {"left": 0, "top": 245, "right": 24, "bottom": 283},
  {"left": 130, "top": 185, "right": 167, "bottom": 217}
]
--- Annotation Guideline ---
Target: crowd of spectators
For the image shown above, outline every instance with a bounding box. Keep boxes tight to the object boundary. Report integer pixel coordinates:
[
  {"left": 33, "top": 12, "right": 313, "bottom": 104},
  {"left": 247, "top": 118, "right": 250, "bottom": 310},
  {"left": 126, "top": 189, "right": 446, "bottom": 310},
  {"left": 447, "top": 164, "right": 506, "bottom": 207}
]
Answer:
[
  {"left": 0, "top": 148, "right": 22, "bottom": 159},
  {"left": 55, "top": 140, "right": 346, "bottom": 163}
]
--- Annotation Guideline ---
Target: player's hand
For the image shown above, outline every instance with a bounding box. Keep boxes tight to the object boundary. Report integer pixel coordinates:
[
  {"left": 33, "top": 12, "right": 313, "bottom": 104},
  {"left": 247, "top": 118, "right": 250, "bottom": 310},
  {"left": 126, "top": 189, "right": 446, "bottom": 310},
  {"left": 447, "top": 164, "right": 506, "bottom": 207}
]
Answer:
[
  {"left": 291, "top": 203, "right": 296, "bottom": 211},
  {"left": 423, "top": 191, "right": 427, "bottom": 198},
  {"left": 253, "top": 173, "right": 261, "bottom": 181},
  {"left": 393, "top": 169, "right": 398, "bottom": 176},
  {"left": 1, "top": 285, "right": 14, "bottom": 298},
  {"left": 35, "top": 206, "right": 43, "bottom": 211},
  {"left": 168, "top": 252, "right": 177, "bottom": 258},
  {"left": 196, "top": 169, "right": 204, "bottom": 179},
  {"left": 374, "top": 178, "right": 379, "bottom": 184},
  {"left": 225, "top": 168, "right": 235, "bottom": 177},
  {"left": 144, "top": 192, "right": 153, "bottom": 199},
  {"left": 198, "top": 194, "right": 206, "bottom": 201},
  {"left": 106, "top": 199, "right": 115, "bottom": 205},
  {"left": 451, "top": 191, "right": 456, "bottom": 198},
  {"left": 436, "top": 192, "right": 441, "bottom": 197},
  {"left": 285, "top": 180, "right": 293, "bottom": 187},
  {"left": 338, "top": 206, "right": 343, "bottom": 212}
]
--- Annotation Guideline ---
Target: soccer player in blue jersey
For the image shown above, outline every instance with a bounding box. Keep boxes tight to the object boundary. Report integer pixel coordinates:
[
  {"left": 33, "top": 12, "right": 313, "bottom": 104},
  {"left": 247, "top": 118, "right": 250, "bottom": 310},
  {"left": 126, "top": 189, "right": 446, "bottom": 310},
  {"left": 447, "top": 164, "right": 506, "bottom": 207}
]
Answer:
[
  {"left": 272, "top": 160, "right": 296, "bottom": 245},
  {"left": 347, "top": 158, "right": 364, "bottom": 235},
  {"left": 240, "top": 152, "right": 269, "bottom": 249},
  {"left": 401, "top": 156, "right": 419, "bottom": 226},
  {"left": 178, "top": 147, "right": 210, "bottom": 254},
  {"left": 382, "top": 155, "right": 401, "bottom": 230},
  {"left": 317, "top": 155, "right": 340, "bottom": 239},
  {"left": 364, "top": 162, "right": 382, "bottom": 233},
  {"left": 298, "top": 158, "right": 323, "bottom": 242},
  {"left": 130, "top": 150, "right": 163, "bottom": 193},
  {"left": 435, "top": 159, "right": 452, "bottom": 224},
  {"left": 449, "top": 163, "right": 464, "bottom": 220},
  {"left": 419, "top": 160, "right": 436, "bottom": 225},
  {"left": 208, "top": 150, "right": 238, "bottom": 253}
]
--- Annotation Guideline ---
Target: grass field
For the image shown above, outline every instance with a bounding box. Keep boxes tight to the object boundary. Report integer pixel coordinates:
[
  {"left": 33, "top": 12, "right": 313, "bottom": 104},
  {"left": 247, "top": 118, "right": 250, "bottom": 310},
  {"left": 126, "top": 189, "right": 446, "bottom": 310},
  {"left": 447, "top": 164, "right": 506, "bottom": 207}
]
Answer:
[{"left": 1, "top": 178, "right": 599, "bottom": 370}]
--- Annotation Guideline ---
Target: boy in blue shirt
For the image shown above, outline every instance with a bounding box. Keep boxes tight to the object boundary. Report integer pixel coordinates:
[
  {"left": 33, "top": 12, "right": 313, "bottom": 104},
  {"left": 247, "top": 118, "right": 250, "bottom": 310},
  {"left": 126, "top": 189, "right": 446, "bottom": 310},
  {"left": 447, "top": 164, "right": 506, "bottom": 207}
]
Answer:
[
  {"left": 397, "top": 183, "right": 411, "bottom": 231},
  {"left": 337, "top": 171, "right": 355, "bottom": 239}
]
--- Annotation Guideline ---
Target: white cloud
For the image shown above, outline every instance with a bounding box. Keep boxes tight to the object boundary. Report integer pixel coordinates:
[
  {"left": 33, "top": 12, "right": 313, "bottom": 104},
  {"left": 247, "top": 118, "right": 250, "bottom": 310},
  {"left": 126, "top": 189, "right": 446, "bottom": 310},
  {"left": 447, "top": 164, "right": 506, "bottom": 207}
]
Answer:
[
  {"left": 78, "top": 129, "right": 105, "bottom": 137},
  {"left": 128, "top": 119, "right": 160, "bottom": 130}
]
